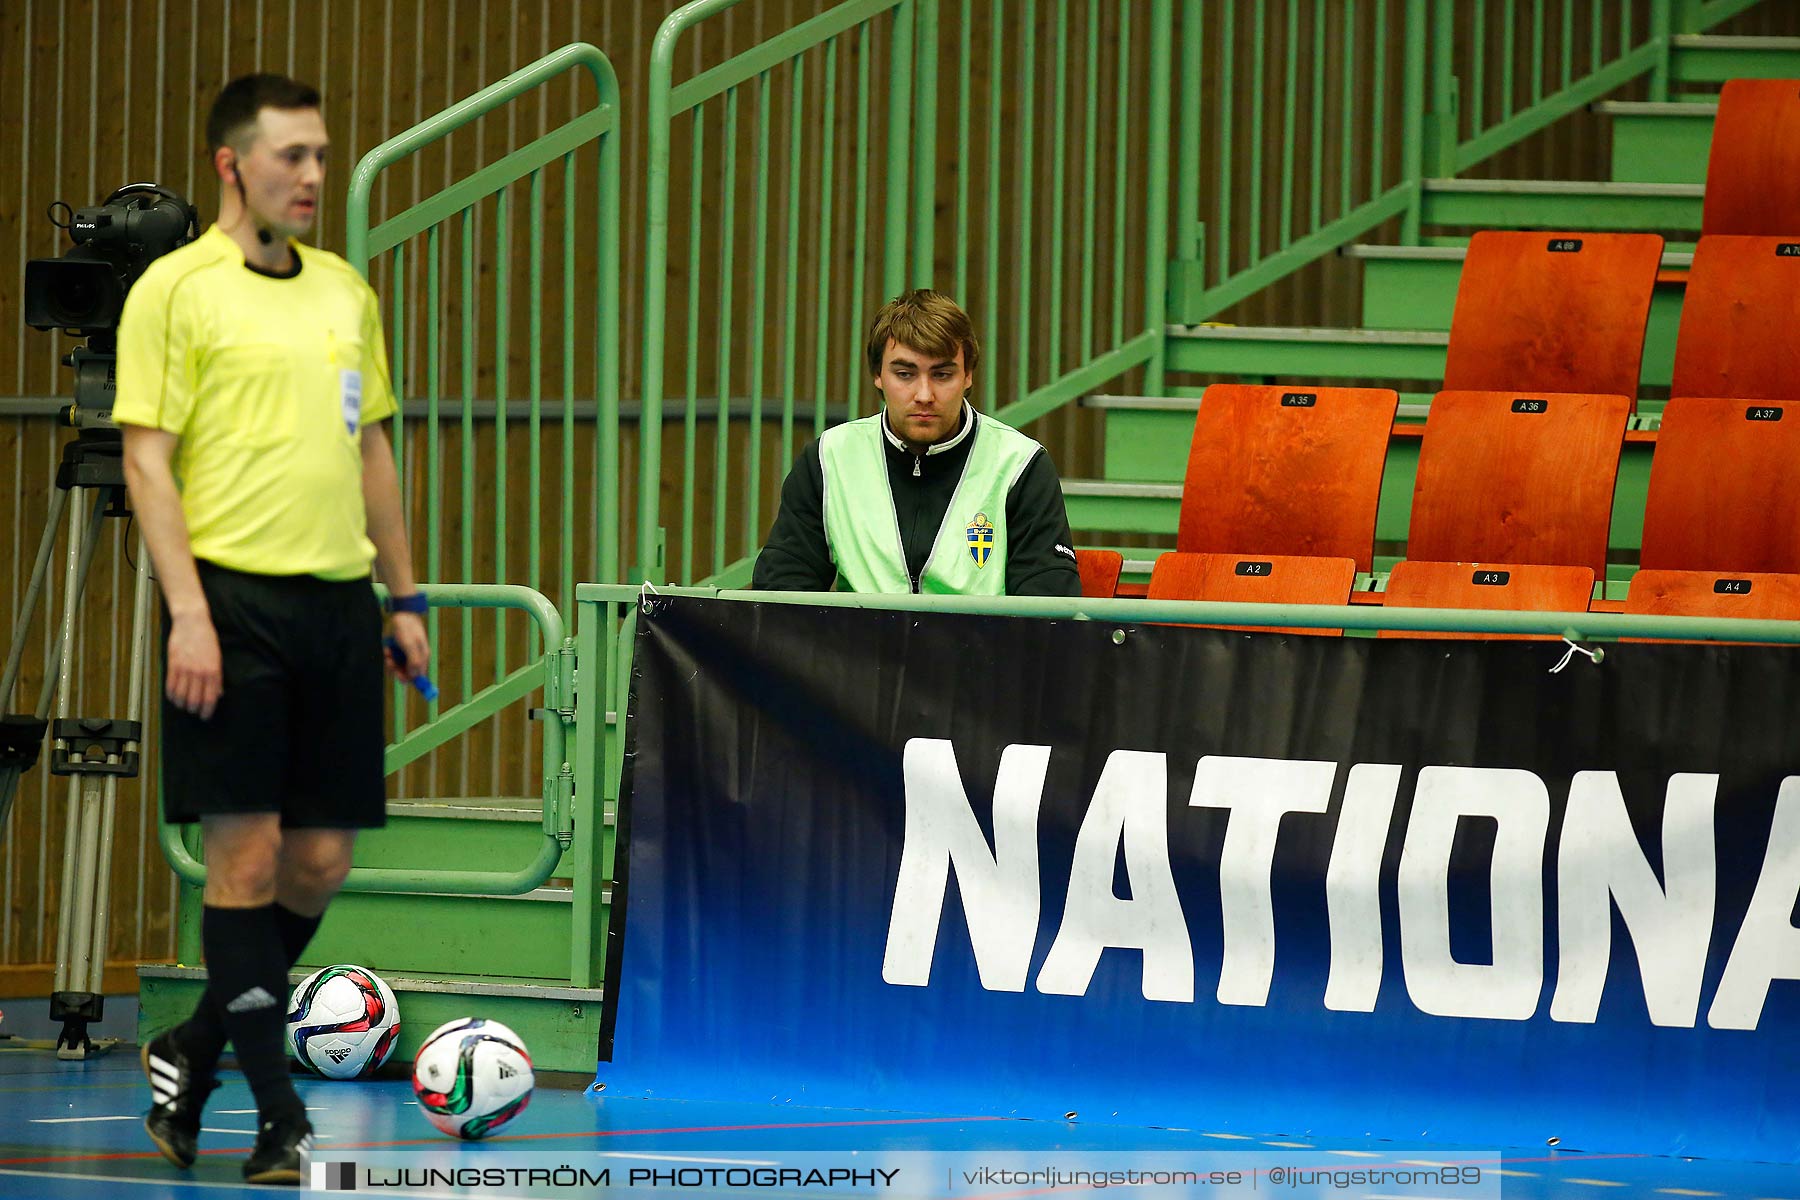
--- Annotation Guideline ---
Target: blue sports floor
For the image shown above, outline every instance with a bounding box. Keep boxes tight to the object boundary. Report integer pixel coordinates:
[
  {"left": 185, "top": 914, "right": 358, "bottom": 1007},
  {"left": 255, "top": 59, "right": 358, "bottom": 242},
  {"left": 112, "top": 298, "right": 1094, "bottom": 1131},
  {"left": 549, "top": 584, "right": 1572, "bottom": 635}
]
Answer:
[{"left": 1, "top": 1048, "right": 1796, "bottom": 1199}]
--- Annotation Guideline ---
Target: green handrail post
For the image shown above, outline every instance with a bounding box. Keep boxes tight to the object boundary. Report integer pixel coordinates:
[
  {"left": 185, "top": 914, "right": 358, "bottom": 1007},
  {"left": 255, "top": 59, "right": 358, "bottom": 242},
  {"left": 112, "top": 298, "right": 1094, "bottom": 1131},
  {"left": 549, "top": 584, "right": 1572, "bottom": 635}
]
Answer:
[
  {"left": 1649, "top": 0, "right": 1674, "bottom": 103},
  {"left": 884, "top": 0, "right": 917, "bottom": 297},
  {"left": 1175, "top": 0, "right": 1203, "bottom": 264},
  {"left": 1168, "top": 0, "right": 1205, "bottom": 321},
  {"left": 1423, "top": 0, "right": 1458, "bottom": 179},
  {"left": 912, "top": 0, "right": 939, "bottom": 287},
  {"left": 643, "top": 10, "right": 694, "bottom": 586},
  {"left": 1143, "top": 0, "right": 1174, "bottom": 396},
  {"left": 1400, "top": 0, "right": 1432, "bottom": 245},
  {"left": 174, "top": 824, "right": 203, "bottom": 965},
  {"left": 597, "top": 76, "right": 624, "bottom": 588}
]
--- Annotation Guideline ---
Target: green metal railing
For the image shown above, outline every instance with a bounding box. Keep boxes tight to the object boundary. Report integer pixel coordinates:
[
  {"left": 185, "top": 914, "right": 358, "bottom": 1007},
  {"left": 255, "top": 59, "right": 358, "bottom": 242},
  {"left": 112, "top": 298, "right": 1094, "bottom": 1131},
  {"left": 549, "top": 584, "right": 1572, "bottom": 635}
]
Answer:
[
  {"left": 343, "top": 42, "right": 622, "bottom": 801},
  {"left": 946, "top": 0, "right": 1175, "bottom": 429},
  {"left": 641, "top": 0, "right": 1767, "bottom": 584},
  {"left": 1425, "top": 0, "right": 1666, "bottom": 175},
  {"left": 641, "top": 0, "right": 917, "bottom": 586},
  {"left": 639, "top": 0, "right": 1175, "bottom": 584},
  {"left": 582, "top": 583, "right": 1800, "bottom": 643},
  {"left": 1675, "top": 0, "right": 1765, "bottom": 34},
  {"left": 1169, "top": 0, "right": 1762, "bottom": 325},
  {"left": 159, "top": 585, "right": 576, "bottom": 896},
  {"left": 1169, "top": 0, "right": 1427, "bottom": 320}
]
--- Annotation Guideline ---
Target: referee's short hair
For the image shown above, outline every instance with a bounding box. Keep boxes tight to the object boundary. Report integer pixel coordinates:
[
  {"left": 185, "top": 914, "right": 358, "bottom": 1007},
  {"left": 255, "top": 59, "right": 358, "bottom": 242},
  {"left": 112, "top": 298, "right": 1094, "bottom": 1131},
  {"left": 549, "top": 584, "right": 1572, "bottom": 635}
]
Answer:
[{"left": 206, "top": 74, "right": 321, "bottom": 152}]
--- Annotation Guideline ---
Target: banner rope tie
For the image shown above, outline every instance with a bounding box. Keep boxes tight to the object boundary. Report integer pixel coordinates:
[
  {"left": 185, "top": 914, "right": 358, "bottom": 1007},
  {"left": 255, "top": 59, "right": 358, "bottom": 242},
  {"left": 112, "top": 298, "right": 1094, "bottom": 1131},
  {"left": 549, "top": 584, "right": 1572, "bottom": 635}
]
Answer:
[{"left": 1550, "top": 636, "right": 1603, "bottom": 674}]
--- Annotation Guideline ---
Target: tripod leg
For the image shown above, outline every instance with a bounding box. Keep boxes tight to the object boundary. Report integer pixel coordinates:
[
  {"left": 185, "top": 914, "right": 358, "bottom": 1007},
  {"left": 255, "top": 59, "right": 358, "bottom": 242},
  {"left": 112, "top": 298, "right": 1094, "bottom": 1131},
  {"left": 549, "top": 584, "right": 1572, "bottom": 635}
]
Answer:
[
  {"left": 55, "top": 773, "right": 107, "bottom": 1059},
  {"left": 50, "top": 488, "right": 91, "bottom": 993},
  {"left": 77, "top": 540, "right": 157, "bottom": 1046},
  {"left": 0, "top": 766, "right": 18, "bottom": 836},
  {"left": 0, "top": 485, "right": 72, "bottom": 706},
  {"left": 50, "top": 488, "right": 114, "bottom": 1055},
  {"left": 35, "top": 490, "right": 111, "bottom": 724},
  {"left": 0, "top": 487, "right": 75, "bottom": 836},
  {"left": 88, "top": 776, "right": 122, "bottom": 1006},
  {"left": 50, "top": 501, "right": 148, "bottom": 1059}
]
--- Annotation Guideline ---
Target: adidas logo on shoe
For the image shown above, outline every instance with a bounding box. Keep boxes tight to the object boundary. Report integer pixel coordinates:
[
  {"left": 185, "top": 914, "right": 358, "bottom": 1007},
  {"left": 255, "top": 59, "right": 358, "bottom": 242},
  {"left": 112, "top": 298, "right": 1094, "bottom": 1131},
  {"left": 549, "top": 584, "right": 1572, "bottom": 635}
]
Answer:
[
  {"left": 148, "top": 1053, "right": 182, "bottom": 1107},
  {"left": 225, "top": 987, "right": 278, "bottom": 1014},
  {"left": 141, "top": 1030, "right": 218, "bottom": 1170},
  {"left": 244, "top": 1116, "right": 314, "bottom": 1184}
]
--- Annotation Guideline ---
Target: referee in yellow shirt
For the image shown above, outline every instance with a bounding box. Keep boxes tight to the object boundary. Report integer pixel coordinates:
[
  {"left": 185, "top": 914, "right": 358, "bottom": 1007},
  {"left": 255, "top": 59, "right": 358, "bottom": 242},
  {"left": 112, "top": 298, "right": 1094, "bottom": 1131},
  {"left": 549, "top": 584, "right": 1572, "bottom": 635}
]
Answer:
[{"left": 114, "top": 75, "right": 430, "bottom": 1185}]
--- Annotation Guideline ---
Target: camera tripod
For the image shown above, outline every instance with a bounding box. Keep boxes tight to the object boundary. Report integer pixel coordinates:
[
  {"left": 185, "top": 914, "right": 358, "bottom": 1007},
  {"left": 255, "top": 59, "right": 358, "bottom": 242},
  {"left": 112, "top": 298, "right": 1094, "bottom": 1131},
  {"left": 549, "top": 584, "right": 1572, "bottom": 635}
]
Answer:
[{"left": 0, "top": 404, "right": 157, "bottom": 1059}]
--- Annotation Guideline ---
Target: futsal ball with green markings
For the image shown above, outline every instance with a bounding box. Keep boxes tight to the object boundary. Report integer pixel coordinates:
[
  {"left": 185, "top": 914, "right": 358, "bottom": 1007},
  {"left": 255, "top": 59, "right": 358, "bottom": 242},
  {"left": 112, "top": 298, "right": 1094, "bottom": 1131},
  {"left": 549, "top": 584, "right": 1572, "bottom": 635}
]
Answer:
[
  {"left": 412, "top": 1017, "right": 535, "bottom": 1139},
  {"left": 284, "top": 964, "right": 401, "bottom": 1079}
]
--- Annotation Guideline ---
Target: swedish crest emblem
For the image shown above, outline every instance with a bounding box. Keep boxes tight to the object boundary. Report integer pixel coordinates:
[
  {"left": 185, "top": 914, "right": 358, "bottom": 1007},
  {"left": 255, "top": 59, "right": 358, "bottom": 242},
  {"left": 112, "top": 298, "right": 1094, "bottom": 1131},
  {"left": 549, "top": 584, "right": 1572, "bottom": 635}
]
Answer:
[{"left": 966, "top": 512, "right": 995, "bottom": 568}]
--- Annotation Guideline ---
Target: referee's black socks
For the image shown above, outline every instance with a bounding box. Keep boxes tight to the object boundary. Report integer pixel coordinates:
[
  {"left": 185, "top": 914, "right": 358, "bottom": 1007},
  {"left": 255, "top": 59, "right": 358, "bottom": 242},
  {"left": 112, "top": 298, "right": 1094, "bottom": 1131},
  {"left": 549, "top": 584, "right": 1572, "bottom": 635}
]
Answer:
[
  {"left": 175, "top": 902, "right": 323, "bottom": 1080},
  {"left": 273, "top": 903, "right": 324, "bottom": 966},
  {"left": 196, "top": 904, "right": 306, "bottom": 1121}
]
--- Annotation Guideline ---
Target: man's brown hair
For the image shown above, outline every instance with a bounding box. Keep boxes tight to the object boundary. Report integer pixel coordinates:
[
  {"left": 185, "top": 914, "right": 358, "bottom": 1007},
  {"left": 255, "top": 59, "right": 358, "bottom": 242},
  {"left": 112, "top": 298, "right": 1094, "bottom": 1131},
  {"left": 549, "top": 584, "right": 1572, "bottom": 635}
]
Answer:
[
  {"left": 865, "top": 289, "right": 981, "bottom": 377},
  {"left": 205, "top": 74, "right": 321, "bottom": 152}
]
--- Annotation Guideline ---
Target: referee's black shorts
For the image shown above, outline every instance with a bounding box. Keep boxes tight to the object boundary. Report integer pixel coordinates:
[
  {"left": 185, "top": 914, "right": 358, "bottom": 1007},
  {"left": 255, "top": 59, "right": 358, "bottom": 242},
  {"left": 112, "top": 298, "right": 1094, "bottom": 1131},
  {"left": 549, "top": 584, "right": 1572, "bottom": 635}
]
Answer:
[{"left": 160, "top": 561, "right": 387, "bottom": 828}]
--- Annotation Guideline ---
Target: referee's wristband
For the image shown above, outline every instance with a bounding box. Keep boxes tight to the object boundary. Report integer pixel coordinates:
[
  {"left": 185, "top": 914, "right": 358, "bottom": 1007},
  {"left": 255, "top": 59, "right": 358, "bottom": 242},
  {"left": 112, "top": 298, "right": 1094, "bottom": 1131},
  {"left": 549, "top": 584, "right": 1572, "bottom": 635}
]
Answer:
[{"left": 384, "top": 592, "right": 429, "bottom": 615}]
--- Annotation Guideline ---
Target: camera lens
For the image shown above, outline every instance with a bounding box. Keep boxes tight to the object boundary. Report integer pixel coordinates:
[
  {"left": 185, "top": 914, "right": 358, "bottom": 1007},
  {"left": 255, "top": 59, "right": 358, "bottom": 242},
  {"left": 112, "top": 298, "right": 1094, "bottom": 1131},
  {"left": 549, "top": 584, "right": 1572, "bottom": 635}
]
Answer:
[
  {"left": 52, "top": 275, "right": 102, "bottom": 324},
  {"left": 24, "top": 259, "right": 124, "bottom": 331}
]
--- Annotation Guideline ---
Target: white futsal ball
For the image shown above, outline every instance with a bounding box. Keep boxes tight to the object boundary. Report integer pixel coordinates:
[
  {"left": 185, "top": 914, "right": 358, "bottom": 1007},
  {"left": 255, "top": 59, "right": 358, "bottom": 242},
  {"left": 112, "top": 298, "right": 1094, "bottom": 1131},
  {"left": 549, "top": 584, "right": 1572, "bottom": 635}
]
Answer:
[
  {"left": 284, "top": 964, "right": 401, "bottom": 1079},
  {"left": 412, "top": 1017, "right": 535, "bottom": 1139}
]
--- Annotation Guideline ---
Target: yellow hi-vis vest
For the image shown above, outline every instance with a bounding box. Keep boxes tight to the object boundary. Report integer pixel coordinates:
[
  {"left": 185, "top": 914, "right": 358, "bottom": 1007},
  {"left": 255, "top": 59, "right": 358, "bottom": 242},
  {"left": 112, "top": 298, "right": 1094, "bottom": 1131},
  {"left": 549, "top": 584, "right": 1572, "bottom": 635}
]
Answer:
[{"left": 818, "top": 411, "right": 1041, "bottom": 594}]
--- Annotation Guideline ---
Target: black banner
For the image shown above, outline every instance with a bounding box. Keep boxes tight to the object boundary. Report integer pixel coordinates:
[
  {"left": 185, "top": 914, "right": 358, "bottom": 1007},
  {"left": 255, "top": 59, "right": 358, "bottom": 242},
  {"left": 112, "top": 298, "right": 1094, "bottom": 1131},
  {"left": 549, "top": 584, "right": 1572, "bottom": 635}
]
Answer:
[{"left": 604, "top": 597, "right": 1800, "bottom": 1161}]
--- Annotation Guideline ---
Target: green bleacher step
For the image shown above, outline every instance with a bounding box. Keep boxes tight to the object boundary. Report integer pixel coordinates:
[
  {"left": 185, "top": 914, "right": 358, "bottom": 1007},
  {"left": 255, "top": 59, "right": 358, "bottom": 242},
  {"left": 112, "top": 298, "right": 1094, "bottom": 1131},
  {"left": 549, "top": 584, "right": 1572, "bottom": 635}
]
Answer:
[
  {"left": 1420, "top": 178, "right": 1703, "bottom": 231},
  {"left": 1595, "top": 100, "right": 1716, "bottom": 185},
  {"left": 1342, "top": 244, "right": 1688, "bottom": 386},
  {"left": 354, "top": 797, "right": 572, "bottom": 876},
  {"left": 1061, "top": 479, "right": 1180, "bottom": 535},
  {"left": 1164, "top": 323, "right": 1447, "bottom": 380},
  {"left": 311, "top": 884, "right": 603, "bottom": 979},
  {"left": 139, "top": 965, "right": 605, "bottom": 1073},
  {"left": 1670, "top": 34, "right": 1800, "bottom": 85}
]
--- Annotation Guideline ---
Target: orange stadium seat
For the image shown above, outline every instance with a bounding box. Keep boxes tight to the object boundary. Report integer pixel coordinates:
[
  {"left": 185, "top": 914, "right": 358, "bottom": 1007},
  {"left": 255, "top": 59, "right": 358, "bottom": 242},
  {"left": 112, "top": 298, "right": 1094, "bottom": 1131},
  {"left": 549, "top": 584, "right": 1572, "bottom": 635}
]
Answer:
[
  {"left": 1700, "top": 79, "right": 1800, "bottom": 236},
  {"left": 1075, "top": 549, "right": 1124, "bottom": 598},
  {"left": 1639, "top": 397, "right": 1800, "bottom": 572},
  {"left": 1378, "top": 561, "right": 1596, "bottom": 640},
  {"left": 1625, "top": 569, "right": 1800, "bottom": 620},
  {"left": 1669, "top": 236, "right": 1800, "bottom": 403},
  {"left": 1442, "top": 231, "right": 1663, "bottom": 401},
  {"left": 1147, "top": 552, "right": 1357, "bottom": 636},
  {"left": 1622, "top": 569, "right": 1800, "bottom": 645},
  {"left": 1176, "top": 384, "right": 1398, "bottom": 573},
  {"left": 1406, "top": 390, "right": 1629, "bottom": 577}
]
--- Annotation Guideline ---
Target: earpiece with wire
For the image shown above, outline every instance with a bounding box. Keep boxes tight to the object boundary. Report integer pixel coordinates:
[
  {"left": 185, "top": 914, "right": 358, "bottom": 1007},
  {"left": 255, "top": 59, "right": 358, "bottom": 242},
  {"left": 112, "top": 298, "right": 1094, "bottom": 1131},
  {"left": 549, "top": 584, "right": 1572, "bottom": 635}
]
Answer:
[{"left": 225, "top": 152, "right": 275, "bottom": 245}]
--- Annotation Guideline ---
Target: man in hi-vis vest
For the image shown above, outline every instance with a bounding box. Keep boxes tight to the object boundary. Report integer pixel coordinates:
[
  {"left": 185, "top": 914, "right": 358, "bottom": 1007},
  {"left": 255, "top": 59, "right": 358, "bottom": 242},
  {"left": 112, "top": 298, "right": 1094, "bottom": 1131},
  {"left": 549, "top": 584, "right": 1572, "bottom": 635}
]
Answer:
[{"left": 753, "top": 290, "right": 1081, "bottom": 596}]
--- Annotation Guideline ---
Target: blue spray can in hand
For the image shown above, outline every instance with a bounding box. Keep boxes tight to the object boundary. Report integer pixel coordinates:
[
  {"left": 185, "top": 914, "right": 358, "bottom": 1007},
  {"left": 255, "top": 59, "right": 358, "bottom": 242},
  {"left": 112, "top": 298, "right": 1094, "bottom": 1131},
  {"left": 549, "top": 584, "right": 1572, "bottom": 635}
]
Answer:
[{"left": 384, "top": 636, "right": 439, "bottom": 702}]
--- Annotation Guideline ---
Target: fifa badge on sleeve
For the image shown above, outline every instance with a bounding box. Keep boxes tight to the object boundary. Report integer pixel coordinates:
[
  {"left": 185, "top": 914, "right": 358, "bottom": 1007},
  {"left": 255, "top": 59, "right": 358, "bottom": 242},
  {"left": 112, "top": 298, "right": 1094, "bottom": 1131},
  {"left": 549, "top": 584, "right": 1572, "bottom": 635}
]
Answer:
[{"left": 341, "top": 368, "right": 363, "bottom": 435}]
